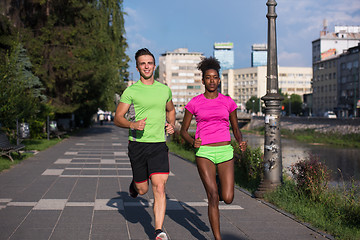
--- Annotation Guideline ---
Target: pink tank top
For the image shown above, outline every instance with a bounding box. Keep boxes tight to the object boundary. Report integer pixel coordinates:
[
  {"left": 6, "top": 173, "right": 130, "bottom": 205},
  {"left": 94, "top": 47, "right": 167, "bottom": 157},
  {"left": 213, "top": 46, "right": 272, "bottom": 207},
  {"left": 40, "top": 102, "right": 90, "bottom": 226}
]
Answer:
[{"left": 185, "top": 93, "right": 238, "bottom": 145}]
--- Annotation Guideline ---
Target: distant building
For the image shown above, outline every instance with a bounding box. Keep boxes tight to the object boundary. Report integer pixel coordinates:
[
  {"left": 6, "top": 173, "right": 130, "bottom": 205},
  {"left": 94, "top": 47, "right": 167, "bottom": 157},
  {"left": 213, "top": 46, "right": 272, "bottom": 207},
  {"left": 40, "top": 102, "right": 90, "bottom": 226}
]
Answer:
[
  {"left": 337, "top": 43, "right": 360, "bottom": 117},
  {"left": 221, "top": 66, "right": 312, "bottom": 111},
  {"left": 312, "top": 25, "right": 360, "bottom": 64},
  {"left": 312, "top": 24, "right": 360, "bottom": 116},
  {"left": 213, "top": 42, "right": 234, "bottom": 70},
  {"left": 158, "top": 48, "right": 204, "bottom": 111},
  {"left": 251, "top": 44, "right": 267, "bottom": 67},
  {"left": 312, "top": 55, "right": 339, "bottom": 116},
  {"left": 214, "top": 42, "right": 234, "bottom": 93}
]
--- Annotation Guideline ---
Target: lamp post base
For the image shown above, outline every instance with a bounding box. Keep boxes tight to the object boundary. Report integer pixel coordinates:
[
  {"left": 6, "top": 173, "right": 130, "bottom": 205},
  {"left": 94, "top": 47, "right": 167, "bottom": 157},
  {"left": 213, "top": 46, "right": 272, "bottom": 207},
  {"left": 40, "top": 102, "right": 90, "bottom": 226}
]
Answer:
[{"left": 254, "top": 179, "right": 281, "bottom": 198}]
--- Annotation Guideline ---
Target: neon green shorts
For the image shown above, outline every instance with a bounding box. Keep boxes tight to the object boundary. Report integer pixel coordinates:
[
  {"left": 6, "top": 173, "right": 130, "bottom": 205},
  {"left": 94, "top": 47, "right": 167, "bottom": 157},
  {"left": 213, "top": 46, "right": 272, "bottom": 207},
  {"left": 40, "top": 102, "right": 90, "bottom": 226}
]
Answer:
[{"left": 195, "top": 144, "right": 234, "bottom": 165}]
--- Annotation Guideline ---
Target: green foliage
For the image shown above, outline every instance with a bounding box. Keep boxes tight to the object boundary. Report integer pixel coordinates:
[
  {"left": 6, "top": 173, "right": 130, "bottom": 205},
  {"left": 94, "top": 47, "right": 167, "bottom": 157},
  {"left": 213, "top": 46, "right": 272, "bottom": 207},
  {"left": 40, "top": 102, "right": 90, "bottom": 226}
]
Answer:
[
  {"left": 281, "top": 129, "right": 360, "bottom": 148},
  {"left": 281, "top": 93, "right": 303, "bottom": 116},
  {"left": 166, "top": 141, "right": 196, "bottom": 163},
  {"left": 170, "top": 131, "right": 196, "bottom": 153},
  {"left": 22, "top": 138, "right": 63, "bottom": 151},
  {"left": 233, "top": 143, "right": 264, "bottom": 192},
  {"left": 265, "top": 178, "right": 360, "bottom": 240},
  {"left": 0, "top": 138, "right": 62, "bottom": 172},
  {"left": 245, "top": 96, "right": 262, "bottom": 113},
  {"left": 0, "top": 41, "right": 46, "bottom": 129},
  {"left": 2, "top": 0, "right": 129, "bottom": 129},
  {"left": 290, "top": 154, "right": 330, "bottom": 201}
]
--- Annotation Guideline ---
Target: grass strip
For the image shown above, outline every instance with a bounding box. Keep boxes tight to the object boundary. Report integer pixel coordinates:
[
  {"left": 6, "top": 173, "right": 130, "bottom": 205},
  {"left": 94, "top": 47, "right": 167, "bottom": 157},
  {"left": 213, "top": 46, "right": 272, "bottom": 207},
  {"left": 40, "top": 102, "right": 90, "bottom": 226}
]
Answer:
[
  {"left": 0, "top": 138, "right": 63, "bottom": 172},
  {"left": 248, "top": 127, "right": 360, "bottom": 148},
  {"left": 265, "top": 179, "right": 360, "bottom": 240}
]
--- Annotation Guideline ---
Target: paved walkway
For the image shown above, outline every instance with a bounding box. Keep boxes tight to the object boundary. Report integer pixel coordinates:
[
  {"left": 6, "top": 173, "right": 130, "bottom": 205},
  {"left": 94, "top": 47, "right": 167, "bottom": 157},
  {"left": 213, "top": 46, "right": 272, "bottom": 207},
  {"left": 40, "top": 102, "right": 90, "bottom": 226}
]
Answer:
[{"left": 0, "top": 124, "right": 332, "bottom": 240}]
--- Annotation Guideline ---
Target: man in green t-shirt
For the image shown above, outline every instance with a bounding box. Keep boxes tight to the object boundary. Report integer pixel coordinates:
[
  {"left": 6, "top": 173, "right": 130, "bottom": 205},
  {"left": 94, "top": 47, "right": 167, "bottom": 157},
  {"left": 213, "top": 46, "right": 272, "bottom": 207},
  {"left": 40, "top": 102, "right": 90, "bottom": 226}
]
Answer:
[{"left": 114, "top": 48, "right": 175, "bottom": 240}]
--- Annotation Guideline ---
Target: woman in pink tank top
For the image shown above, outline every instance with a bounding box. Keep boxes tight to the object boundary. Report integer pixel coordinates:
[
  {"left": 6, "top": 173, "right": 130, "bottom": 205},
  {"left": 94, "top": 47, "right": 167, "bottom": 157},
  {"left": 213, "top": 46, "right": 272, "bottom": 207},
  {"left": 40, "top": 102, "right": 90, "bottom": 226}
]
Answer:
[{"left": 181, "top": 57, "right": 247, "bottom": 240}]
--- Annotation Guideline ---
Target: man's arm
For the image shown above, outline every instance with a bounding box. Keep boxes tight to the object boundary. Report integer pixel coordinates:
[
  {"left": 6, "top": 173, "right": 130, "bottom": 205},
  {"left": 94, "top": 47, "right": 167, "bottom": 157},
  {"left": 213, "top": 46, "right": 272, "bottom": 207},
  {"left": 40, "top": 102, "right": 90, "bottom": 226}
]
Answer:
[
  {"left": 114, "top": 102, "right": 132, "bottom": 128},
  {"left": 114, "top": 102, "right": 146, "bottom": 130},
  {"left": 165, "top": 100, "right": 176, "bottom": 134},
  {"left": 166, "top": 100, "right": 176, "bottom": 125}
]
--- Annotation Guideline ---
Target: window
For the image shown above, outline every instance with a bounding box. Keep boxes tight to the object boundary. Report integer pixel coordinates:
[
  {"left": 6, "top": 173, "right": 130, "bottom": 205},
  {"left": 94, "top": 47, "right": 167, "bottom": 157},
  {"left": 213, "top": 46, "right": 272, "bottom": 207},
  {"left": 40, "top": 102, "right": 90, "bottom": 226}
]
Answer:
[
  {"left": 347, "top": 62, "right": 352, "bottom": 70},
  {"left": 354, "top": 60, "right": 359, "bottom": 68}
]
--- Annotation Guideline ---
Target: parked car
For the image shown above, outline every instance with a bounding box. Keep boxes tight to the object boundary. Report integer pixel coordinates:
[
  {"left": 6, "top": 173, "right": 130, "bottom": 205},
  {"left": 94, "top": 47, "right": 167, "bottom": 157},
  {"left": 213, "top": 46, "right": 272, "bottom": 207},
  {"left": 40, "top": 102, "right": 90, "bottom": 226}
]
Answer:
[{"left": 324, "top": 111, "right": 337, "bottom": 118}]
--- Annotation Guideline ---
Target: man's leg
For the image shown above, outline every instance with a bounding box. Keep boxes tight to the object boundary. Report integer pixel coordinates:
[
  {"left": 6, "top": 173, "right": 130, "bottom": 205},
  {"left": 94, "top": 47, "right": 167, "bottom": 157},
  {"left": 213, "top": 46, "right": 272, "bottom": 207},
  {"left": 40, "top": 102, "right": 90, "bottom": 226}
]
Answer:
[
  {"left": 128, "top": 141, "right": 150, "bottom": 197},
  {"left": 150, "top": 173, "right": 169, "bottom": 230},
  {"left": 133, "top": 180, "right": 149, "bottom": 195}
]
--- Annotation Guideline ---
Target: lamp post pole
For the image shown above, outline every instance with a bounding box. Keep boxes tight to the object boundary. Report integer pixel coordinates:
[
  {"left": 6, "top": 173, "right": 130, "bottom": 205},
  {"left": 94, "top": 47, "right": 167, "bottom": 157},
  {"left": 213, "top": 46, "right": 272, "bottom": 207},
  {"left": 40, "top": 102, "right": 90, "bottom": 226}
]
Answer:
[{"left": 254, "top": 0, "right": 284, "bottom": 198}]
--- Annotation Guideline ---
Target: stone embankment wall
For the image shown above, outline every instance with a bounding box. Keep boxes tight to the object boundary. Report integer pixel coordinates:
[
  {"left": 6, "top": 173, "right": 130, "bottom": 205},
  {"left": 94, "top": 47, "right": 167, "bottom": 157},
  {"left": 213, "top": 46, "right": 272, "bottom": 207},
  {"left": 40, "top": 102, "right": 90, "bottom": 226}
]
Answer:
[{"left": 246, "top": 116, "right": 360, "bottom": 135}]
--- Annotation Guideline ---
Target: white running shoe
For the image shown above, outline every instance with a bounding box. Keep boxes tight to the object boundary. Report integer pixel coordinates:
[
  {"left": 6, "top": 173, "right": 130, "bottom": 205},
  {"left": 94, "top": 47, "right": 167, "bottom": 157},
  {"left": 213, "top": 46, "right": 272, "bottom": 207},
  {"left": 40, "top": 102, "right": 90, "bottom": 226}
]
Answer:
[{"left": 155, "top": 231, "right": 168, "bottom": 240}]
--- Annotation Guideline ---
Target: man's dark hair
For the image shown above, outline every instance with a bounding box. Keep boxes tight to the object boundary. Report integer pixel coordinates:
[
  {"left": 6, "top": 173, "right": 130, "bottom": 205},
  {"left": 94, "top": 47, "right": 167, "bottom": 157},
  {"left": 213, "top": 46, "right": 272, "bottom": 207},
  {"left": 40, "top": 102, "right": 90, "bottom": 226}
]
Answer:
[
  {"left": 135, "top": 48, "right": 155, "bottom": 65},
  {"left": 197, "top": 57, "right": 221, "bottom": 77}
]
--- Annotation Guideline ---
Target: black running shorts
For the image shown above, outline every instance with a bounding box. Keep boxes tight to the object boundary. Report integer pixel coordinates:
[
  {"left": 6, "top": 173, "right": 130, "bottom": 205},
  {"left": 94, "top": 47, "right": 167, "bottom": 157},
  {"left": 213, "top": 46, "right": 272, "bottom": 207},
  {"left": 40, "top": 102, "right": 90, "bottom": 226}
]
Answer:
[{"left": 128, "top": 141, "right": 169, "bottom": 183}]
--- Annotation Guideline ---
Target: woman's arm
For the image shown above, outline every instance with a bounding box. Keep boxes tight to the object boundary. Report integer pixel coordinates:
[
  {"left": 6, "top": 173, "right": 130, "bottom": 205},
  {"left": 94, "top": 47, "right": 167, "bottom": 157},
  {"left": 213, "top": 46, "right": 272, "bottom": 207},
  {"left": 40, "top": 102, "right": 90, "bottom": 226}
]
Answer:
[
  {"left": 180, "top": 109, "right": 201, "bottom": 147},
  {"left": 229, "top": 110, "right": 247, "bottom": 151}
]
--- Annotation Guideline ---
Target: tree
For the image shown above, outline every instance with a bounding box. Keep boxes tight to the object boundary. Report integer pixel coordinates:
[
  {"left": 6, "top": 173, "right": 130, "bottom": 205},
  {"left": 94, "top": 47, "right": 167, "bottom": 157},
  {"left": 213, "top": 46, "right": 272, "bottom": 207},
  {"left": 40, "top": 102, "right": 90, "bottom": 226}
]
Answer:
[
  {"left": 2, "top": 0, "right": 129, "bottom": 127},
  {"left": 246, "top": 96, "right": 262, "bottom": 114},
  {"left": 0, "top": 41, "right": 47, "bottom": 130},
  {"left": 154, "top": 65, "right": 159, "bottom": 80},
  {"left": 282, "top": 94, "right": 302, "bottom": 116}
]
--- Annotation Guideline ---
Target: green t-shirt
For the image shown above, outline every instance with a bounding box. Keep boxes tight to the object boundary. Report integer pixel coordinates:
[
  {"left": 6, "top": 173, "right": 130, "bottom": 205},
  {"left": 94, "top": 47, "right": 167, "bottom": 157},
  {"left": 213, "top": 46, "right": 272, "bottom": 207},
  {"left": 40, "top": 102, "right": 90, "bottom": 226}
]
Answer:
[{"left": 120, "top": 80, "right": 172, "bottom": 142}]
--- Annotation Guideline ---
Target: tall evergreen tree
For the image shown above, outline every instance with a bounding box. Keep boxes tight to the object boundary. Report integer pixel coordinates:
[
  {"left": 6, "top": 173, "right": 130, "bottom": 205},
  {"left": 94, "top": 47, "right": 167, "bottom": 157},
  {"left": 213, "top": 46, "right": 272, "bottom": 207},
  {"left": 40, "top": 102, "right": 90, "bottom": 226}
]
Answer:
[{"left": 0, "top": 41, "right": 46, "bottom": 129}]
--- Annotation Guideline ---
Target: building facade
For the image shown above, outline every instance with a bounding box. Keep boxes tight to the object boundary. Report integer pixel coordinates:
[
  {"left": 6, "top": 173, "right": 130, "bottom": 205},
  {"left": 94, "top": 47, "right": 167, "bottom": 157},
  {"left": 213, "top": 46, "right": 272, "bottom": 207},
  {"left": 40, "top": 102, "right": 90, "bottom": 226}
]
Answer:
[
  {"left": 337, "top": 44, "right": 360, "bottom": 117},
  {"left": 158, "top": 48, "right": 204, "bottom": 111},
  {"left": 213, "top": 42, "right": 234, "bottom": 70},
  {"left": 251, "top": 44, "right": 267, "bottom": 67},
  {"left": 221, "top": 66, "right": 312, "bottom": 111},
  {"left": 312, "top": 56, "right": 339, "bottom": 116},
  {"left": 312, "top": 25, "right": 360, "bottom": 116}
]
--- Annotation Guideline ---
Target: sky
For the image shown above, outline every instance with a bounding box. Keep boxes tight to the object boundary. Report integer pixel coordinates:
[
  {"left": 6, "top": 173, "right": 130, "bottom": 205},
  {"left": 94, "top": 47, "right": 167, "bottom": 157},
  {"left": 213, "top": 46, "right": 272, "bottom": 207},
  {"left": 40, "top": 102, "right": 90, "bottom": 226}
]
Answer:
[{"left": 123, "top": 0, "right": 360, "bottom": 80}]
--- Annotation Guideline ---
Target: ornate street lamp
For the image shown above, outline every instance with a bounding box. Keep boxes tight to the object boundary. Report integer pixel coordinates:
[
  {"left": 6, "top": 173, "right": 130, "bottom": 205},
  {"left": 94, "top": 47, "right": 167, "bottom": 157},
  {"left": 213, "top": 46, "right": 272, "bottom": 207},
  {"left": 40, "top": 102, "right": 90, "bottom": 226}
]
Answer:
[{"left": 254, "top": 0, "right": 284, "bottom": 198}]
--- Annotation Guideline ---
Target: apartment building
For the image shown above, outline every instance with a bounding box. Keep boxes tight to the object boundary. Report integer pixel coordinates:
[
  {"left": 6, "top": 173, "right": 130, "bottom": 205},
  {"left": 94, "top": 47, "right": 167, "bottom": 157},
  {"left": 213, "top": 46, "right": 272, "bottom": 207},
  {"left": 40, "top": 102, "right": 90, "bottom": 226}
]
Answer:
[
  {"left": 221, "top": 66, "right": 312, "bottom": 110},
  {"left": 337, "top": 44, "right": 360, "bottom": 117},
  {"left": 158, "top": 48, "right": 204, "bottom": 111},
  {"left": 312, "top": 56, "right": 339, "bottom": 115},
  {"left": 312, "top": 25, "right": 360, "bottom": 116}
]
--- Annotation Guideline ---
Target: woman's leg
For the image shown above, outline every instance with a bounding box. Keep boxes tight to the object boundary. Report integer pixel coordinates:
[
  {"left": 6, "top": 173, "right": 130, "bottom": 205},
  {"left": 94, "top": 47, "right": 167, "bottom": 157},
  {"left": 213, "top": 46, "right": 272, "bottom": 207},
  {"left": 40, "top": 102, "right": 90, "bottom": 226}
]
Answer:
[
  {"left": 196, "top": 157, "right": 222, "bottom": 240},
  {"left": 217, "top": 159, "right": 235, "bottom": 204}
]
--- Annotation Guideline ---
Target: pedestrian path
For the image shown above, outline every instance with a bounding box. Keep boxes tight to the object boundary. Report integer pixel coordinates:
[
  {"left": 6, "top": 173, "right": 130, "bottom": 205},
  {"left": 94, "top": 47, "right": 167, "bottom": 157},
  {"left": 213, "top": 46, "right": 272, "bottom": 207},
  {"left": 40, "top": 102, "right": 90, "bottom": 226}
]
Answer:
[{"left": 0, "top": 124, "right": 332, "bottom": 240}]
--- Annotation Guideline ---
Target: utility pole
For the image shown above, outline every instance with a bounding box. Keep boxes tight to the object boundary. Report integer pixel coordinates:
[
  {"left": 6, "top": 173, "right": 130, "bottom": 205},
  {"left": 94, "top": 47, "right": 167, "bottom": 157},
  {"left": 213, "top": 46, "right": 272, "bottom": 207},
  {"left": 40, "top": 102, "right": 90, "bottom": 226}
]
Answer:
[{"left": 254, "top": 0, "right": 284, "bottom": 198}]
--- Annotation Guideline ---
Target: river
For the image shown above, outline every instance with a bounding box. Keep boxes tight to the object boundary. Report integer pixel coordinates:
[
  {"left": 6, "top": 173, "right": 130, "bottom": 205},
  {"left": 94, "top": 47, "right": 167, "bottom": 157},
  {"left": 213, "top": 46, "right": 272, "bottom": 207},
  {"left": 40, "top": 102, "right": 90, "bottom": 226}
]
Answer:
[{"left": 244, "top": 134, "right": 360, "bottom": 183}]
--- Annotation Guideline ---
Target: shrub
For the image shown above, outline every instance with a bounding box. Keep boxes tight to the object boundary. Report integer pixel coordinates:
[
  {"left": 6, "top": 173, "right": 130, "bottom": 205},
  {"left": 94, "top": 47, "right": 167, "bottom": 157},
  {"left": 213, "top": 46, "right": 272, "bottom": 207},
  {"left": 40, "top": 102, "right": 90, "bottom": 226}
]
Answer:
[
  {"left": 290, "top": 154, "right": 330, "bottom": 201},
  {"left": 233, "top": 142, "right": 264, "bottom": 191},
  {"left": 170, "top": 130, "right": 196, "bottom": 153},
  {"left": 340, "top": 180, "right": 360, "bottom": 227}
]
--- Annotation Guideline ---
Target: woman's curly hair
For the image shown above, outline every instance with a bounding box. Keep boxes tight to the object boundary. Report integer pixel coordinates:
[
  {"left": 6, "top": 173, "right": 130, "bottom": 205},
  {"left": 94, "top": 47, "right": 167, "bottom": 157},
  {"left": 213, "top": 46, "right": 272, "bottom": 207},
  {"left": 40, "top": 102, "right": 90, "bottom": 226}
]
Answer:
[{"left": 197, "top": 57, "right": 221, "bottom": 78}]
